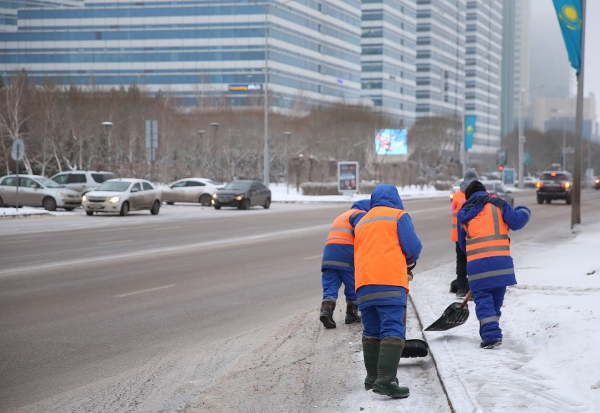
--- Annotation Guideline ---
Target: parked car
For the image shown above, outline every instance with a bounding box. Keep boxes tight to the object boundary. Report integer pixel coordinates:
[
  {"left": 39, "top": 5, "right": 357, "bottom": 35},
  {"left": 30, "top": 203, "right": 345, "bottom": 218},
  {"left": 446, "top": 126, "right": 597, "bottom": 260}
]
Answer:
[
  {"left": 595, "top": 177, "right": 600, "bottom": 190},
  {"left": 51, "top": 170, "right": 117, "bottom": 195},
  {"left": 163, "top": 177, "right": 223, "bottom": 206},
  {"left": 82, "top": 178, "right": 162, "bottom": 216},
  {"left": 0, "top": 174, "right": 81, "bottom": 211},
  {"left": 481, "top": 180, "right": 514, "bottom": 207},
  {"left": 211, "top": 180, "right": 271, "bottom": 210},
  {"left": 536, "top": 170, "right": 573, "bottom": 204}
]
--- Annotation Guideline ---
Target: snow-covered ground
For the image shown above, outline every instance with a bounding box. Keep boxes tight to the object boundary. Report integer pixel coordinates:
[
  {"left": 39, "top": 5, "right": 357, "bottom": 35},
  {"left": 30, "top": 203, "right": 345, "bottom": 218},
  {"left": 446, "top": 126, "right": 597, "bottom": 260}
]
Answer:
[{"left": 3, "top": 183, "right": 599, "bottom": 412}]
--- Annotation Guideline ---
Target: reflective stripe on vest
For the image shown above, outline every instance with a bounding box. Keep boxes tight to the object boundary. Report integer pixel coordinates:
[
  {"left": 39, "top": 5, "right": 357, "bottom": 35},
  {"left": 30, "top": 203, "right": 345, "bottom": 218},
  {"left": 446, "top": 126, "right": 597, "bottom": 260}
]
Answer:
[
  {"left": 354, "top": 206, "right": 408, "bottom": 291},
  {"left": 451, "top": 190, "right": 466, "bottom": 241},
  {"left": 325, "top": 209, "right": 360, "bottom": 246},
  {"left": 463, "top": 204, "right": 510, "bottom": 262}
]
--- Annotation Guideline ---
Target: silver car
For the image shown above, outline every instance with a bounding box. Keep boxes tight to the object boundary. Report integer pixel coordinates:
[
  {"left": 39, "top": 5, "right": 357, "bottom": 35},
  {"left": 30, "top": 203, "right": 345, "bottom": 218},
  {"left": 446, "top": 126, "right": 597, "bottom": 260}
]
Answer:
[
  {"left": 82, "top": 178, "right": 162, "bottom": 216},
  {"left": 0, "top": 174, "right": 82, "bottom": 211},
  {"left": 163, "top": 177, "right": 223, "bottom": 206}
]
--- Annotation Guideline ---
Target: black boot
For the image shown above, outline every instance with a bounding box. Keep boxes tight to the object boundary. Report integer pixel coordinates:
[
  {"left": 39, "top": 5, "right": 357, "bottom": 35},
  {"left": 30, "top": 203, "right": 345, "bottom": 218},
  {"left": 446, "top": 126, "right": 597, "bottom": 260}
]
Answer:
[
  {"left": 319, "top": 299, "right": 336, "bottom": 329},
  {"left": 362, "top": 336, "right": 380, "bottom": 390},
  {"left": 401, "top": 339, "right": 429, "bottom": 358},
  {"left": 372, "top": 336, "right": 410, "bottom": 399},
  {"left": 449, "top": 279, "right": 458, "bottom": 293},
  {"left": 345, "top": 302, "right": 360, "bottom": 324},
  {"left": 456, "top": 276, "right": 468, "bottom": 297}
]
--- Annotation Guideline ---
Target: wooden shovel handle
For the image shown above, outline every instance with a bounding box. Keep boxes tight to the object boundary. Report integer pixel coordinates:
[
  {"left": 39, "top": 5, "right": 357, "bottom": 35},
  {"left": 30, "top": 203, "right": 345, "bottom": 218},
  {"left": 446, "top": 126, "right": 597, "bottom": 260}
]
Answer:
[{"left": 460, "top": 291, "right": 473, "bottom": 309}]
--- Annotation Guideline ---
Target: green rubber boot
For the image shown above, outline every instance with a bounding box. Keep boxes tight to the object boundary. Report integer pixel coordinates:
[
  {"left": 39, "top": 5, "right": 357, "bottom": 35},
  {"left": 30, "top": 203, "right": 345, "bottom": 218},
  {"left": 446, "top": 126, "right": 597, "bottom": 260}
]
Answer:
[
  {"left": 372, "top": 336, "right": 410, "bottom": 399},
  {"left": 362, "top": 336, "right": 380, "bottom": 390}
]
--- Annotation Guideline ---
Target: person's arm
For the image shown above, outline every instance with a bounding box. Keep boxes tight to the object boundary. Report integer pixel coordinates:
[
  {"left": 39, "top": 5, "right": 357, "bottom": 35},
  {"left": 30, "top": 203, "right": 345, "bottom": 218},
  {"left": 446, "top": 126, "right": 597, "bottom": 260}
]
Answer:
[
  {"left": 457, "top": 223, "right": 467, "bottom": 253},
  {"left": 501, "top": 204, "right": 531, "bottom": 231},
  {"left": 397, "top": 213, "right": 422, "bottom": 265}
]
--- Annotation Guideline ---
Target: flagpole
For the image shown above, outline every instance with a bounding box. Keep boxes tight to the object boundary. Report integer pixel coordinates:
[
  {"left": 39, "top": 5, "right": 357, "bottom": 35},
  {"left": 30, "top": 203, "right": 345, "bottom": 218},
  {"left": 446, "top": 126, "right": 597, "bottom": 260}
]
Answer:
[{"left": 571, "top": 0, "right": 585, "bottom": 228}]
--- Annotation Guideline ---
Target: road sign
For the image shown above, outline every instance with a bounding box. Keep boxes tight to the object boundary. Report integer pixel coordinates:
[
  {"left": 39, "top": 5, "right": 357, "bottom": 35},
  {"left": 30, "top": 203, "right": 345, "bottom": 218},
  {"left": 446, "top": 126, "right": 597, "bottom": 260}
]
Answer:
[
  {"left": 11, "top": 139, "right": 24, "bottom": 161},
  {"left": 145, "top": 120, "right": 158, "bottom": 162}
]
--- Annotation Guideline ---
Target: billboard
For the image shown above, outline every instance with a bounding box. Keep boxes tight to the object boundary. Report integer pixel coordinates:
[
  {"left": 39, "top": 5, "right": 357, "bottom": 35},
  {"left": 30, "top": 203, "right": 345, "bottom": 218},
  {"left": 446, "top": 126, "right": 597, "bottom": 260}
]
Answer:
[
  {"left": 338, "top": 161, "right": 358, "bottom": 192},
  {"left": 228, "top": 83, "right": 263, "bottom": 92},
  {"left": 375, "top": 129, "right": 407, "bottom": 155}
]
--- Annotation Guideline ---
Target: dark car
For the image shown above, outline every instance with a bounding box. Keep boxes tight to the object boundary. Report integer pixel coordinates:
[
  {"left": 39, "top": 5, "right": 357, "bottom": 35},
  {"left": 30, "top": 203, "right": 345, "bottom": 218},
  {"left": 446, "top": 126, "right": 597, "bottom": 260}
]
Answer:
[
  {"left": 211, "top": 180, "right": 271, "bottom": 210},
  {"left": 536, "top": 170, "right": 573, "bottom": 204},
  {"left": 481, "top": 180, "right": 514, "bottom": 207}
]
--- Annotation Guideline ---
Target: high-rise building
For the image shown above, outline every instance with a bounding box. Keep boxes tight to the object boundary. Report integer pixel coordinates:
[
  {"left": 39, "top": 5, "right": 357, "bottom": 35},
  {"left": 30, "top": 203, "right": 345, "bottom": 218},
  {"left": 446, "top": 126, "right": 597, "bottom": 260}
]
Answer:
[
  {"left": 0, "top": 1, "right": 82, "bottom": 32},
  {"left": 0, "top": 0, "right": 365, "bottom": 111},
  {"left": 501, "top": 0, "right": 531, "bottom": 139},
  {"left": 360, "top": 0, "right": 417, "bottom": 126},
  {"left": 464, "top": 0, "right": 503, "bottom": 153},
  {"left": 415, "top": 0, "right": 465, "bottom": 121}
]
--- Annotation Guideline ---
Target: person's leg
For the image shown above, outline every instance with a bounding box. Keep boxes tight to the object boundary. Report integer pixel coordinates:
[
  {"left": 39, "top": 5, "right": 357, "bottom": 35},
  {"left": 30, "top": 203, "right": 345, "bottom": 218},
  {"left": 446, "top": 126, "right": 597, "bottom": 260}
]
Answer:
[
  {"left": 455, "top": 242, "right": 468, "bottom": 297},
  {"left": 473, "top": 289, "right": 503, "bottom": 348},
  {"left": 372, "top": 305, "right": 409, "bottom": 398},
  {"left": 360, "top": 306, "right": 381, "bottom": 390},
  {"left": 320, "top": 268, "right": 342, "bottom": 328},
  {"left": 340, "top": 269, "right": 360, "bottom": 324}
]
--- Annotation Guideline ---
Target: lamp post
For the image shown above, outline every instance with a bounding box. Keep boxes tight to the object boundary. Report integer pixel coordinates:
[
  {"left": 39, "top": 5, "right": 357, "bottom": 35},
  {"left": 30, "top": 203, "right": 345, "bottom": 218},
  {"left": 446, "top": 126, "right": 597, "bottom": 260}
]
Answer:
[
  {"left": 101, "top": 121, "right": 113, "bottom": 165},
  {"left": 210, "top": 123, "right": 219, "bottom": 181},
  {"left": 198, "top": 129, "right": 206, "bottom": 175},
  {"left": 284, "top": 131, "right": 291, "bottom": 194}
]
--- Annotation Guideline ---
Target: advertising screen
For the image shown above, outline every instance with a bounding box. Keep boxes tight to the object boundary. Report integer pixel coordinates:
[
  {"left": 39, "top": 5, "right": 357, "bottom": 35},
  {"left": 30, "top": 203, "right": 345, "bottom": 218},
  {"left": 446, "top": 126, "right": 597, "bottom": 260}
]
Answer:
[
  {"left": 338, "top": 162, "right": 358, "bottom": 192},
  {"left": 375, "top": 129, "right": 408, "bottom": 155}
]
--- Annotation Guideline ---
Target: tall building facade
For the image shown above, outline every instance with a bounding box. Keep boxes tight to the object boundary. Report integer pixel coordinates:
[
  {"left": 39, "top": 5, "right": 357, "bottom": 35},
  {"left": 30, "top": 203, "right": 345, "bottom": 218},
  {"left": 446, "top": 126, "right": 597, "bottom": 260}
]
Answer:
[
  {"left": 0, "top": 1, "right": 82, "bottom": 32},
  {"left": 0, "top": 0, "right": 364, "bottom": 111},
  {"left": 360, "top": 0, "right": 417, "bottom": 126},
  {"left": 415, "top": 0, "right": 465, "bottom": 121},
  {"left": 501, "top": 0, "right": 530, "bottom": 139},
  {"left": 464, "top": 0, "right": 503, "bottom": 153}
]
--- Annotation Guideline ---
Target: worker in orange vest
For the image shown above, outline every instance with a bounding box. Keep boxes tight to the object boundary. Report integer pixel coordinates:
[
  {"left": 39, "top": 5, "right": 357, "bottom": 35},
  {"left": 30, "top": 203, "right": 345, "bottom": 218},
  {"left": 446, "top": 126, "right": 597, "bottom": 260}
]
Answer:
[
  {"left": 457, "top": 180, "right": 531, "bottom": 349},
  {"left": 319, "top": 199, "right": 371, "bottom": 329},
  {"left": 450, "top": 168, "right": 479, "bottom": 297},
  {"left": 354, "top": 184, "right": 422, "bottom": 398}
]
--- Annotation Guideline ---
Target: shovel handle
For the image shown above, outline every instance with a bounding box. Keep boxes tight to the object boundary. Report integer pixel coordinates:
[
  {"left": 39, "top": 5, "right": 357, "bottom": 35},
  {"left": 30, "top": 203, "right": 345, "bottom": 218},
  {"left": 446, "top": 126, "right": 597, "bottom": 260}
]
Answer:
[{"left": 460, "top": 291, "right": 473, "bottom": 310}]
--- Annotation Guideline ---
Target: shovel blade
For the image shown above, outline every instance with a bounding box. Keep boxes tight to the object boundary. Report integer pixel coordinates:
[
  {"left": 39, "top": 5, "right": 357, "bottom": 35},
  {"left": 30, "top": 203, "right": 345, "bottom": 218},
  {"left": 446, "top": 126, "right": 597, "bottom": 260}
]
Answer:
[{"left": 424, "top": 302, "right": 470, "bottom": 331}]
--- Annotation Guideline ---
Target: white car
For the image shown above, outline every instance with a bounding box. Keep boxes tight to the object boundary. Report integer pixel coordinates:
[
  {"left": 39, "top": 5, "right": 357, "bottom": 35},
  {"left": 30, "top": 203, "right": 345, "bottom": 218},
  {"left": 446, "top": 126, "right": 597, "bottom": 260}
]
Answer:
[
  {"left": 0, "top": 174, "right": 81, "bottom": 211},
  {"left": 163, "top": 177, "right": 223, "bottom": 206},
  {"left": 82, "top": 178, "right": 162, "bottom": 216}
]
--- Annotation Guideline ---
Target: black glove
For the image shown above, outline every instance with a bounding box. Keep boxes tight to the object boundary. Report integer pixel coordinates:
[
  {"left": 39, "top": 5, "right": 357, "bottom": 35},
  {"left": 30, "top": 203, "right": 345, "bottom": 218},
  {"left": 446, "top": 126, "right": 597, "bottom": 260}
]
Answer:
[{"left": 407, "top": 261, "right": 417, "bottom": 272}]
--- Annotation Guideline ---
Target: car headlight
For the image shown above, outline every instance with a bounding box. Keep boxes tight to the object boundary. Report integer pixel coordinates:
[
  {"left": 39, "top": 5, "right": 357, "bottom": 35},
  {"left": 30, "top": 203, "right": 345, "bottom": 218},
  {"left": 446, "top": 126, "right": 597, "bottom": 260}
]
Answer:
[
  {"left": 56, "top": 192, "right": 68, "bottom": 197},
  {"left": 82, "top": 195, "right": 87, "bottom": 202},
  {"left": 236, "top": 194, "right": 244, "bottom": 201},
  {"left": 212, "top": 193, "right": 217, "bottom": 198},
  {"left": 109, "top": 196, "right": 120, "bottom": 203}
]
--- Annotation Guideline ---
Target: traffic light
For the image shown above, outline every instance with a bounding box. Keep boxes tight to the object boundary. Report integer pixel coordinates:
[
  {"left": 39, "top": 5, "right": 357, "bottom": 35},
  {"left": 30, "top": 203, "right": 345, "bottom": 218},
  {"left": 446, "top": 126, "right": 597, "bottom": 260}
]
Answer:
[
  {"left": 496, "top": 149, "right": 507, "bottom": 166},
  {"left": 497, "top": 164, "right": 504, "bottom": 171}
]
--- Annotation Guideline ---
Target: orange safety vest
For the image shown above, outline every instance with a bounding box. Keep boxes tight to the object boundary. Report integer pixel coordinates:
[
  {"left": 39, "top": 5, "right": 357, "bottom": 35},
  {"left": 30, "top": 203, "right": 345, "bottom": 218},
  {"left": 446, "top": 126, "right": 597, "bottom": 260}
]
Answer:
[
  {"left": 354, "top": 206, "right": 409, "bottom": 292},
  {"left": 462, "top": 203, "right": 510, "bottom": 262},
  {"left": 325, "top": 209, "right": 362, "bottom": 246},
  {"left": 451, "top": 190, "right": 466, "bottom": 241}
]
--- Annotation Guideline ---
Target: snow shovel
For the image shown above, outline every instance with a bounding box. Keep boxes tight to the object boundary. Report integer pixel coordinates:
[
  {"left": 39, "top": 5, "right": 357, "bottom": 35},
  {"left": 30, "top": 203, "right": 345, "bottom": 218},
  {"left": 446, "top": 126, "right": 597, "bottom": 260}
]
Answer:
[{"left": 424, "top": 291, "right": 472, "bottom": 331}]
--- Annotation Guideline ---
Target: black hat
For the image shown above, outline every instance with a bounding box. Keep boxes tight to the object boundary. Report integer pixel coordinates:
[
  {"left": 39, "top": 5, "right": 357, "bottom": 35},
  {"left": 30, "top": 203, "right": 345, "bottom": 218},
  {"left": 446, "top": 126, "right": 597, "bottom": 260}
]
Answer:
[{"left": 465, "top": 180, "right": 486, "bottom": 200}]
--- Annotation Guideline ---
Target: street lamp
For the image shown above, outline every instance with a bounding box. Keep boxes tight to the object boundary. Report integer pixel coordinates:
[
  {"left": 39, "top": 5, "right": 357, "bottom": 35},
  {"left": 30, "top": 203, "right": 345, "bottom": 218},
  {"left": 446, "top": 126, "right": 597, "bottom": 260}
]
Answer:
[
  {"left": 101, "top": 121, "right": 113, "bottom": 165},
  {"left": 198, "top": 129, "right": 206, "bottom": 175},
  {"left": 284, "top": 131, "right": 291, "bottom": 194},
  {"left": 210, "top": 123, "right": 219, "bottom": 181}
]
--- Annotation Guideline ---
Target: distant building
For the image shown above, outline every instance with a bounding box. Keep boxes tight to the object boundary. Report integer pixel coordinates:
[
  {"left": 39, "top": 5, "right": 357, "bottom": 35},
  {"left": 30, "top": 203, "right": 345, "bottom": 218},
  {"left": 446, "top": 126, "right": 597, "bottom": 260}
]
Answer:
[
  {"left": 531, "top": 96, "right": 598, "bottom": 143},
  {"left": 415, "top": 0, "right": 465, "bottom": 122},
  {"left": 0, "top": 0, "right": 365, "bottom": 111},
  {"left": 0, "top": 1, "right": 82, "bottom": 32}
]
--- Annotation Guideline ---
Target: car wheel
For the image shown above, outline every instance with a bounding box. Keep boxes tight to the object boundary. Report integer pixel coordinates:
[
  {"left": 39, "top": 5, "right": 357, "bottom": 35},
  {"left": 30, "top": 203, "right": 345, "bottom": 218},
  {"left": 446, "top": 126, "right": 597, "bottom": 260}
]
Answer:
[
  {"left": 199, "top": 194, "right": 211, "bottom": 206},
  {"left": 566, "top": 196, "right": 572, "bottom": 205},
  {"left": 214, "top": 205, "right": 221, "bottom": 210},
  {"left": 120, "top": 202, "right": 130, "bottom": 216},
  {"left": 150, "top": 200, "right": 161, "bottom": 215},
  {"left": 545, "top": 198, "right": 551, "bottom": 204},
  {"left": 86, "top": 211, "right": 94, "bottom": 216},
  {"left": 537, "top": 195, "right": 543, "bottom": 204},
  {"left": 263, "top": 197, "right": 271, "bottom": 209},
  {"left": 0, "top": 196, "right": 4, "bottom": 208},
  {"left": 42, "top": 197, "right": 57, "bottom": 211},
  {"left": 166, "top": 202, "right": 175, "bottom": 205},
  {"left": 239, "top": 198, "right": 250, "bottom": 210}
]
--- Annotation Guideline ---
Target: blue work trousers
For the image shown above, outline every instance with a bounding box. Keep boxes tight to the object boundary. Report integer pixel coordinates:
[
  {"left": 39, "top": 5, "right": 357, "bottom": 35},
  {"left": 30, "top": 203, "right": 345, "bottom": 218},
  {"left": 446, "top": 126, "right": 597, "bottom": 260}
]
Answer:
[
  {"left": 473, "top": 286, "right": 506, "bottom": 342},
  {"left": 360, "top": 304, "right": 406, "bottom": 340},
  {"left": 322, "top": 268, "right": 357, "bottom": 303}
]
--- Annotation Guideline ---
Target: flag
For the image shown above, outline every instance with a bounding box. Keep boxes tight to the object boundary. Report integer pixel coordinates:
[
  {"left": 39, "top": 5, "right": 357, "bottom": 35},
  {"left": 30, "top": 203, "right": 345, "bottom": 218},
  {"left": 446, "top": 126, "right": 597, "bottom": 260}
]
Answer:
[
  {"left": 553, "top": 0, "right": 583, "bottom": 74},
  {"left": 464, "top": 115, "right": 477, "bottom": 150}
]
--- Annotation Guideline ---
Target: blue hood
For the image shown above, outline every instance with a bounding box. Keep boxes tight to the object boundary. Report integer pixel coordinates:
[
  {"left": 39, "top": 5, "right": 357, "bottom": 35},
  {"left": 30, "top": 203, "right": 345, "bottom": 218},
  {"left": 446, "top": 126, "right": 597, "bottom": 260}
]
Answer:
[
  {"left": 370, "top": 185, "right": 404, "bottom": 209},
  {"left": 351, "top": 199, "right": 371, "bottom": 212}
]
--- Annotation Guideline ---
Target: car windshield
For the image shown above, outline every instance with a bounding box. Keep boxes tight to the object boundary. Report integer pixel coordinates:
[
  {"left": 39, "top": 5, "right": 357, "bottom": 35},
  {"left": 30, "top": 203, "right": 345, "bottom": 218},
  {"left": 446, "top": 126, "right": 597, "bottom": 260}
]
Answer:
[
  {"left": 223, "top": 181, "right": 251, "bottom": 191},
  {"left": 36, "top": 177, "right": 61, "bottom": 188},
  {"left": 541, "top": 173, "right": 569, "bottom": 181},
  {"left": 96, "top": 181, "right": 131, "bottom": 192}
]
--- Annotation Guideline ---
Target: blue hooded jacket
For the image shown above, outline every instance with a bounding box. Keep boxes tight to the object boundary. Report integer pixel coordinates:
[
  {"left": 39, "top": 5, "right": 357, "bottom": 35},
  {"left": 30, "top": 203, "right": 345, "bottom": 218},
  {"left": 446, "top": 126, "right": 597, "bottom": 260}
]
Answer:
[
  {"left": 456, "top": 191, "right": 531, "bottom": 291},
  {"left": 321, "top": 199, "right": 371, "bottom": 271},
  {"left": 355, "top": 185, "right": 422, "bottom": 309}
]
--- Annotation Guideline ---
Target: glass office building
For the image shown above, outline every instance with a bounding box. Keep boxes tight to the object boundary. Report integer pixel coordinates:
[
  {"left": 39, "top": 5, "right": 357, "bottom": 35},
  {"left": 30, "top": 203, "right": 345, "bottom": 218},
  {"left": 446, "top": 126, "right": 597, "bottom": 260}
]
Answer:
[
  {"left": 0, "top": 0, "right": 365, "bottom": 110},
  {"left": 360, "top": 0, "right": 417, "bottom": 126},
  {"left": 0, "top": 1, "right": 82, "bottom": 32}
]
